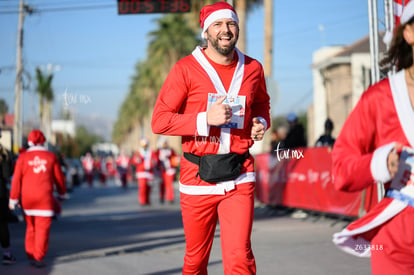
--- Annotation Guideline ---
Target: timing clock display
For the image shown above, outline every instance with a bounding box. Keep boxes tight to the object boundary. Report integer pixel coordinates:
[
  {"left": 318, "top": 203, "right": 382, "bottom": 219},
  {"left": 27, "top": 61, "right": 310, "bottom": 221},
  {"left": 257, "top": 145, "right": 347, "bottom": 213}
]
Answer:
[{"left": 118, "top": 0, "right": 191, "bottom": 14}]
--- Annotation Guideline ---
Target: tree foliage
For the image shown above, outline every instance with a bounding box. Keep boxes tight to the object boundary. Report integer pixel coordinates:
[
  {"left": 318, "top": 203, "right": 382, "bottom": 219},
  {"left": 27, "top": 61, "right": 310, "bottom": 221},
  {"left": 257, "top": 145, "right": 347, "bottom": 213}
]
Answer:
[
  {"left": 75, "top": 126, "right": 104, "bottom": 156},
  {"left": 112, "top": 14, "right": 198, "bottom": 144},
  {"left": 0, "top": 99, "right": 9, "bottom": 116},
  {"left": 54, "top": 126, "right": 104, "bottom": 158},
  {"left": 112, "top": 0, "right": 263, "bottom": 144}
]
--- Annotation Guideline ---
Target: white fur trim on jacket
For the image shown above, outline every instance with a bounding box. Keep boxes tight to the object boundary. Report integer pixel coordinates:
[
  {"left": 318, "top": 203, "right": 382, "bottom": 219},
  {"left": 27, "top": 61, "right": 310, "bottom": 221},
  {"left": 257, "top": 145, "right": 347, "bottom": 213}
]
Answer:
[
  {"left": 197, "top": 112, "right": 210, "bottom": 136},
  {"left": 179, "top": 172, "right": 255, "bottom": 195},
  {"left": 201, "top": 9, "right": 239, "bottom": 39},
  {"left": 24, "top": 209, "right": 55, "bottom": 217},
  {"left": 390, "top": 70, "right": 414, "bottom": 147},
  {"left": 332, "top": 198, "right": 408, "bottom": 257},
  {"left": 136, "top": 171, "right": 154, "bottom": 180},
  {"left": 370, "top": 142, "right": 396, "bottom": 184},
  {"left": 8, "top": 199, "right": 19, "bottom": 209},
  {"left": 192, "top": 46, "right": 245, "bottom": 154}
]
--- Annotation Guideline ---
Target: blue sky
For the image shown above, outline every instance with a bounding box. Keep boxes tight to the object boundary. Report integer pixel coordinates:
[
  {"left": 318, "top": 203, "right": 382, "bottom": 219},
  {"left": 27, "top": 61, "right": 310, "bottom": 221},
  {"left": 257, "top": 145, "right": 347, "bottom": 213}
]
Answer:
[{"left": 0, "top": 0, "right": 386, "bottom": 137}]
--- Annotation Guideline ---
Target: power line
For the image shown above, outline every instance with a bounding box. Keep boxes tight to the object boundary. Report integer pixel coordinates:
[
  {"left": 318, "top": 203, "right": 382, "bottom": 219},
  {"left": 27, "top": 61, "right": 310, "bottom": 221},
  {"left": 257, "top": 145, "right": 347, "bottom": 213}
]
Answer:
[
  {"left": 0, "top": 3, "right": 115, "bottom": 14},
  {"left": 286, "top": 89, "right": 313, "bottom": 112},
  {"left": 275, "top": 13, "right": 367, "bottom": 39}
]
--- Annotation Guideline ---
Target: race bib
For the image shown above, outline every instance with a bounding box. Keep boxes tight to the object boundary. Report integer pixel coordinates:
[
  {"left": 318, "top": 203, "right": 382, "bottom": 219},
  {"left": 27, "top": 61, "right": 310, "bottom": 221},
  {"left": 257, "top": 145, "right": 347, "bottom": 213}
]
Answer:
[
  {"left": 390, "top": 147, "right": 414, "bottom": 190},
  {"left": 207, "top": 93, "right": 246, "bottom": 129}
]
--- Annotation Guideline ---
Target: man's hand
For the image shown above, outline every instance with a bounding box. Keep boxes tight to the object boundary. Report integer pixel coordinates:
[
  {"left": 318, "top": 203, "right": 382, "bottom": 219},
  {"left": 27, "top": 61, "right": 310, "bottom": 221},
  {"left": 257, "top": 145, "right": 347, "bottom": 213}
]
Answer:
[
  {"left": 387, "top": 143, "right": 403, "bottom": 179},
  {"left": 207, "top": 96, "right": 232, "bottom": 126},
  {"left": 251, "top": 117, "right": 265, "bottom": 141},
  {"left": 9, "top": 202, "right": 19, "bottom": 211}
]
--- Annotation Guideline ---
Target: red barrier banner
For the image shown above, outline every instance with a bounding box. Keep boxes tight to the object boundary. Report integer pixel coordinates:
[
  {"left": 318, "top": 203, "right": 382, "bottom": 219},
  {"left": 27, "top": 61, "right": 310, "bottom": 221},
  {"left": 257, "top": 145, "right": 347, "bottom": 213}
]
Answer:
[{"left": 255, "top": 147, "right": 378, "bottom": 217}]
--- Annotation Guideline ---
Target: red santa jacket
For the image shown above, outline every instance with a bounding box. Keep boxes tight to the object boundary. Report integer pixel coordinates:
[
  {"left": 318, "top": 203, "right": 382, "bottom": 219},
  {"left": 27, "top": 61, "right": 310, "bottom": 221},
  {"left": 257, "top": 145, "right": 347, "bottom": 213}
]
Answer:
[
  {"left": 332, "top": 70, "right": 414, "bottom": 257},
  {"left": 157, "top": 147, "right": 177, "bottom": 176},
  {"left": 152, "top": 46, "right": 271, "bottom": 194},
  {"left": 130, "top": 148, "right": 158, "bottom": 180},
  {"left": 116, "top": 154, "right": 130, "bottom": 170},
  {"left": 9, "top": 146, "right": 66, "bottom": 217},
  {"left": 82, "top": 154, "right": 94, "bottom": 174}
]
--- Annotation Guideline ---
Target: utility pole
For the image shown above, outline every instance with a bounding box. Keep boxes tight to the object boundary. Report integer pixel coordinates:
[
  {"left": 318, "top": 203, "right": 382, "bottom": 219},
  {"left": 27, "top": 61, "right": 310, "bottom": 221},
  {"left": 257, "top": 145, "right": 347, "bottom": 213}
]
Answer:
[
  {"left": 13, "top": 0, "right": 33, "bottom": 153},
  {"left": 368, "top": 0, "right": 380, "bottom": 84},
  {"left": 368, "top": 0, "right": 394, "bottom": 202},
  {"left": 13, "top": 0, "right": 25, "bottom": 154},
  {"left": 264, "top": 0, "right": 273, "bottom": 78},
  {"left": 233, "top": 0, "right": 247, "bottom": 53}
]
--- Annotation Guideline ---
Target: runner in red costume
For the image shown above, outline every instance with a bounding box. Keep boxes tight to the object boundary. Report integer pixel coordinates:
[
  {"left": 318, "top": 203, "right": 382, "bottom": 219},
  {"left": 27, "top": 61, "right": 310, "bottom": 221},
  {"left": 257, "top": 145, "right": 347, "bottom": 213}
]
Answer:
[
  {"left": 116, "top": 151, "right": 130, "bottom": 189},
  {"left": 130, "top": 138, "right": 157, "bottom": 205},
  {"left": 105, "top": 155, "right": 117, "bottom": 182},
  {"left": 81, "top": 152, "right": 94, "bottom": 187},
  {"left": 94, "top": 155, "right": 106, "bottom": 186},
  {"left": 9, "top": 130, "right": 66, "bottom": 268},
  {"left": 152, "top": 2, "right": 270, "bottom": 274},
  {"left": 156, "top": 137, "right": 178, "bottom": 204},
  {"left": 332, "top": 2, "right": 414, "bottom": 274}
]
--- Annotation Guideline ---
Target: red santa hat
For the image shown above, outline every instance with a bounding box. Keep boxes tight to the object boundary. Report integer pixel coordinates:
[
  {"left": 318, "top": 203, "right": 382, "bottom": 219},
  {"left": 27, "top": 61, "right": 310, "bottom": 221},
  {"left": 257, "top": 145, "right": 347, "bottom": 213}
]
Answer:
[
  {"left": 384, "top": 0, "right": 413, "bottom": 45},
  {"left": 28, "top": 129, "right": 46, "bottom": 147},
  {"left": 400, "top": 0, "right": 414, "bottom": 24},
  {"left": 199, "top": 1, "right": 239, "bottom": 39}
]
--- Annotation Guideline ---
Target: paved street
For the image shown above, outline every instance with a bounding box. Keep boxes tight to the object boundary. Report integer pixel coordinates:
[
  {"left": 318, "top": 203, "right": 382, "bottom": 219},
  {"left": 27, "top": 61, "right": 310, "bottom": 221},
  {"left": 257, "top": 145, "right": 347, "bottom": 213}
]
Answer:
[{"left": 1, "top": 179, "right": 372, "bottom": 275}]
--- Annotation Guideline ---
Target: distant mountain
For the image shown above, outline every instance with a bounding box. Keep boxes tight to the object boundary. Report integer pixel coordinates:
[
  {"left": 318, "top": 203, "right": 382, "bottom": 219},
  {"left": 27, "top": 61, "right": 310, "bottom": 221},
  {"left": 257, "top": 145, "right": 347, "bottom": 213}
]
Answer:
[{"left": 75, "top": 113, "right": 113, "bottom": 142}]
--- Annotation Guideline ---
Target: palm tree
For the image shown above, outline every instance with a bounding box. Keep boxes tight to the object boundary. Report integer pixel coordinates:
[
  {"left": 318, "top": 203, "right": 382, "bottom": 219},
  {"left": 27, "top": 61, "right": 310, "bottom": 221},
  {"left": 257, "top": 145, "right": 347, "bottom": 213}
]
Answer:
[
  {"left": 0, "top": 99, "right": 8, "bottom": 116},
  {"left": 112, "top": 1, "right": 268, "bottom": 146},
  {"left": 35, "top": 67, "right": 54, "bottom": 140},
  {"left": 112, "top": 14, "right": 198, "bottom": 144},
  {"left": 0, "top": 99, "right": 9, "bottom": 126}
]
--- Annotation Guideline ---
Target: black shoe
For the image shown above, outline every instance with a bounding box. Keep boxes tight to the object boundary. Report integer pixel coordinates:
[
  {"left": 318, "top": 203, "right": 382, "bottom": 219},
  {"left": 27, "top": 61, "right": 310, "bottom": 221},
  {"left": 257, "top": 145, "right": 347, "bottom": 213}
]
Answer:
[
  {"left": 2, "top": 253, "right": 16, "bottom": 265},
  {"left": 31, "top": 260, "right": 46, "bottom": 268}
]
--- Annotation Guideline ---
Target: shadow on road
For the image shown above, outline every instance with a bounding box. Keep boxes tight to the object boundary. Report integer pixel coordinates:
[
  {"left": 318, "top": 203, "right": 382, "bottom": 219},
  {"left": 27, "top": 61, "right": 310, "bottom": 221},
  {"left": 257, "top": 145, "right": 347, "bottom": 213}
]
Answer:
[{"left": 6, "top": 181, "right": 186, "bottom": 272}]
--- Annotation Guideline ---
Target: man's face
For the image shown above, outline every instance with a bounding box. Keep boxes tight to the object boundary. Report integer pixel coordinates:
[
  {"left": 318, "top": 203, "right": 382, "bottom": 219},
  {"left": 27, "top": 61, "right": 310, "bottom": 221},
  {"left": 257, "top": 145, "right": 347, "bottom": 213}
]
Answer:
[
  {"left": 205, "top": 18, "right": 239, "bottom": 55},
  {"left": 140, "top": 140, "right": 148, "bottom": 149}
]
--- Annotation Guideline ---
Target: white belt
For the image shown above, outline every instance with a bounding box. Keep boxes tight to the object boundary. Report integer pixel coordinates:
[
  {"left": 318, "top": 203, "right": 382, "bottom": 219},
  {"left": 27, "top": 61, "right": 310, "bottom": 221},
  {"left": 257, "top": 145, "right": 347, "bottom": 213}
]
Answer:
[
  {"left": 24, "top": 209, "right": 55, "bottom": 217},
  {"left": 179, "top": 172, "right": 256, "bottom": 195},
  {"left": 136, "top": 171, "right": 154, "bottom": 180}
]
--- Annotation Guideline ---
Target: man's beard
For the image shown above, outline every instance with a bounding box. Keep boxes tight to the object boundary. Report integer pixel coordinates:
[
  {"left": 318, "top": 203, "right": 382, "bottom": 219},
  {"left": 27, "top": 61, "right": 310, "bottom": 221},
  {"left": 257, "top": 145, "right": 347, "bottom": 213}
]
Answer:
[{"left": 207, "top": 32, "right": 238, "bottom": 55}]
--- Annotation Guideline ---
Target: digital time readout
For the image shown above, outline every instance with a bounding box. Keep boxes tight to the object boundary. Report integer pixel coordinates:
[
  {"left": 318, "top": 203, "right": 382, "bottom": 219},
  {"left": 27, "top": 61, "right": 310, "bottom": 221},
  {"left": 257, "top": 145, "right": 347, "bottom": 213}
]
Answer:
[{"left": 118, "top": 0, "right": 191, "bottom": 14}]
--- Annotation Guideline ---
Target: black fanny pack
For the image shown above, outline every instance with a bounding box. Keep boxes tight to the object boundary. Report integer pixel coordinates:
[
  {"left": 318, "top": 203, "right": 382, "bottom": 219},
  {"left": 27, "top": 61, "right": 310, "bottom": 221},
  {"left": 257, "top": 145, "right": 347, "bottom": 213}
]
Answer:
[{"left": 184, "top": 152, "right": 249, "bottom": 183}]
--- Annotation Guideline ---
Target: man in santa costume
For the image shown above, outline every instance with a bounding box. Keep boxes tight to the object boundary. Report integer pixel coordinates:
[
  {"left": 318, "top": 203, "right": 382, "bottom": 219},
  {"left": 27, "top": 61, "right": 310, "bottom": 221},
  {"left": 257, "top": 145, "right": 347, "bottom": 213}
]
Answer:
[
  {"left": 332, "top": 1, "right": 414, "bottom": 274},
  {"left": 130, "top": 138, "right": 157, "bottom": 205},
  {"left": 81, "top": 152, "right": 94, "bottom": 187},
  {"left": 152, "top": 1, "right": 270, "bottom": 274},
  {"left": 9, "top": 129, "right": 66, "bottom": 268},
  {"left": 156, "top": 137, "right": 178, "bottom": 204},
  {"left": 116, "top": 150, "right": 130, "bottom": 189},
  {"left": 93, "top": 155, "right": 106, "bottom": 186}
]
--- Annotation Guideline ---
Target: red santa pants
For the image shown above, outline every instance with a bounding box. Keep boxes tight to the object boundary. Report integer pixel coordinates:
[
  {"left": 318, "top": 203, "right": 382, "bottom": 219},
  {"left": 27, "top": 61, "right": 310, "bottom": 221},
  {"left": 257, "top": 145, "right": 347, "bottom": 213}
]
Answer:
[
  {"left": 24, "top": 215, "right": 52, "bottom": 261},
  {"left": 370, "top": 206, "right": 414, "bottom": 275},
  {"left": 160, "top": 172, "right": 175, "bottom": 202},
  {"left": 180, "top": 182, "right": 256, "bottom": 275},
  {"left": 138, "top": 178, "right": 152, "bottom": 205},
  {"left": 85, "top": 173, "right": 94, "bottom": 187}
]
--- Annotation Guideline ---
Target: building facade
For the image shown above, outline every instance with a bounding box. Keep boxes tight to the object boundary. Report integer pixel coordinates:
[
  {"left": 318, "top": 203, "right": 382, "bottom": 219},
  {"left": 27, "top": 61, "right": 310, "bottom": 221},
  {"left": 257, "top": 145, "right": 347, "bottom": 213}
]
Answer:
[{"left": 310, "top": 35, "right": 385, "bottom": 145}]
